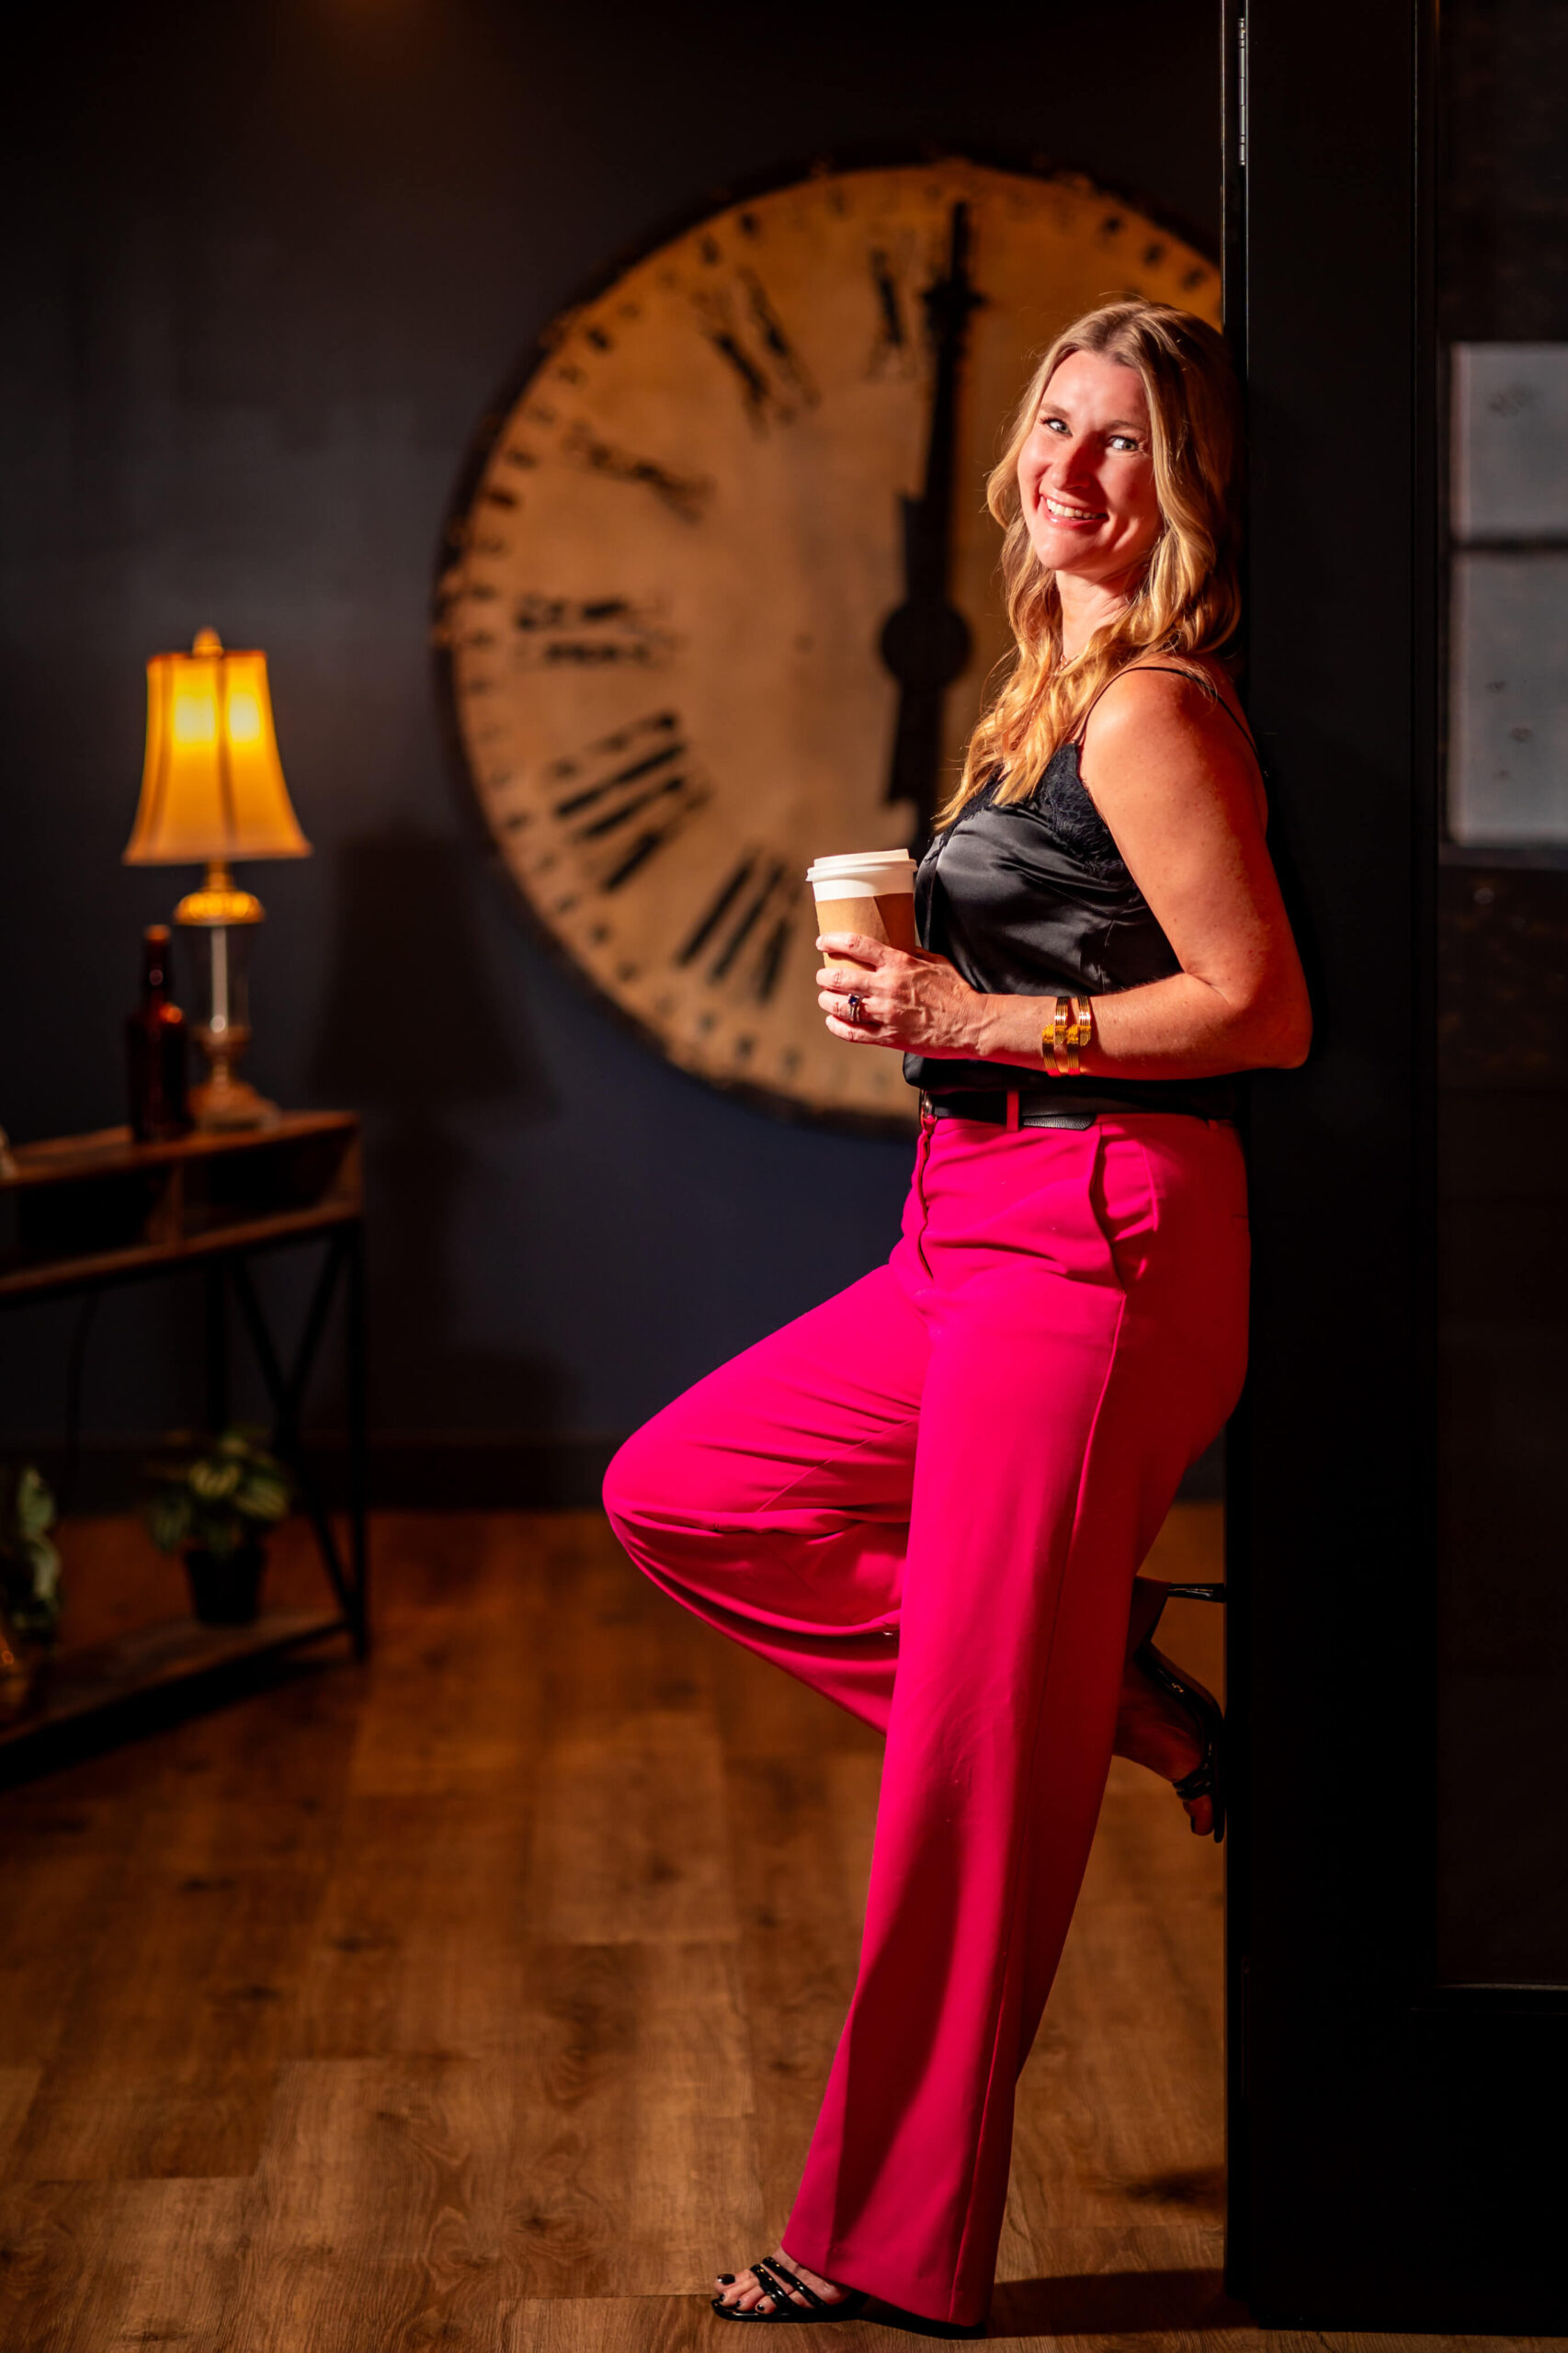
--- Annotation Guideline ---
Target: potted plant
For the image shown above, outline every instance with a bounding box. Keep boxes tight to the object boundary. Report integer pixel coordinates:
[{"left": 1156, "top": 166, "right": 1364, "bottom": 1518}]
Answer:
[
  {"left": 0, "top": 1463, "right": 63, "bottom": 1717},
  {"left": 143, "top": 1427, "right": 292, "bottom": 1626}
]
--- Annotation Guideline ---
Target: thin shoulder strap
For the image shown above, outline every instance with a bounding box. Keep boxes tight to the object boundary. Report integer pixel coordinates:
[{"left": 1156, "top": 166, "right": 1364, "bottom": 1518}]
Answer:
[{"left": 1076, "top": 661, "right": 1260, "bottom": 759}]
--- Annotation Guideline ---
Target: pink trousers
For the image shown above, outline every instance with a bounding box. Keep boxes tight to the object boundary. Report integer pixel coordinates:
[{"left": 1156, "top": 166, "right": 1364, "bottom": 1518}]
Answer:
[{"left": 602, "top": 1108, "right": 1250, "bottom": 2326}]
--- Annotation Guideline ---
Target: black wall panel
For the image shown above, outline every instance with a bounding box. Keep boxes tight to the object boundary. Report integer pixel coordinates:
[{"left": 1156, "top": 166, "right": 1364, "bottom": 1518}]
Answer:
[
  {"left": 0, "top": 0, "right": 1219, "bottom": 1468},
  {"left": 1228, "top": 0, "right": 1568, "bottom": 2323}
]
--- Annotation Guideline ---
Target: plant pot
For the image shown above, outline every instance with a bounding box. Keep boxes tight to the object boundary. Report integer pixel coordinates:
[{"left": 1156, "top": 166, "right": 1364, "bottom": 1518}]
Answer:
[{"left": 183, "top": 1541, "right": 267, "bottom": 1627}]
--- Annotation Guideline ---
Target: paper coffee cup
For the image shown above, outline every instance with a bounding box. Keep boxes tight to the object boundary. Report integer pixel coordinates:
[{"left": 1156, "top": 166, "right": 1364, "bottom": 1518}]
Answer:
[{"left": 806, "top": 849, "right": 919, "bottom": 954}]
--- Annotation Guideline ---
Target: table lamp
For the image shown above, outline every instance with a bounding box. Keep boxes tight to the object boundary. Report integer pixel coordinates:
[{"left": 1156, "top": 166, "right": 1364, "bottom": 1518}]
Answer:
[{"left": 122, "top": 627, "right": 311, "bottom": 1130}]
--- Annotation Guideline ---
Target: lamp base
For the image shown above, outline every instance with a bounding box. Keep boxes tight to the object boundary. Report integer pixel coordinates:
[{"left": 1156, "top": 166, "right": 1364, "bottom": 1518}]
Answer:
[
  {"left": 180, "top": 916, "right": 281, "bottom": 1131},
  {"left": 190, "top": 1067, "right": 279, "bottom": 1132}
]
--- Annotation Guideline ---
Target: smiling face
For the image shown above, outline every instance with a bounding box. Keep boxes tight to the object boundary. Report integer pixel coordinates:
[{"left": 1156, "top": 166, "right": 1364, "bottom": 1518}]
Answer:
[{"left": 1016, "top": 347, "right": 1164, "bottom": 595}]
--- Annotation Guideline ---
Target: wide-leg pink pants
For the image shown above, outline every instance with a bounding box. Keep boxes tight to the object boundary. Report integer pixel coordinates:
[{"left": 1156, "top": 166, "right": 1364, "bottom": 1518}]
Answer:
[{"left": 603, "top": 1109, "right": 1250, "bottom": 2327}]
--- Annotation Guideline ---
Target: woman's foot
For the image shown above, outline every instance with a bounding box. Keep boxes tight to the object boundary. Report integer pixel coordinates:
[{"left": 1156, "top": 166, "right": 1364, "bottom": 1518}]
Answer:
[
  {"left": 1115, "top": 1584, "right": 1212, "bottom": 1836},
  {"left": 714, "top": 2248, "right": 852, "bottom": 2315}
]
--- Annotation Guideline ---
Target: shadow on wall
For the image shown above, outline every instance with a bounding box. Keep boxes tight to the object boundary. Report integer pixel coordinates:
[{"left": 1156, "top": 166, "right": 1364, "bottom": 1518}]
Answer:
[{"left": 307, "top": 824, "right": 574, "bottom": 1456}]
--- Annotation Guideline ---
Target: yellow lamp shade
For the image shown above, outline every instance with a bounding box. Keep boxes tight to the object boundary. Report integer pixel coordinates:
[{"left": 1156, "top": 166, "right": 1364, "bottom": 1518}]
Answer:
[{"left": 123, "top": 627, "right": 311, "bottom": 866}]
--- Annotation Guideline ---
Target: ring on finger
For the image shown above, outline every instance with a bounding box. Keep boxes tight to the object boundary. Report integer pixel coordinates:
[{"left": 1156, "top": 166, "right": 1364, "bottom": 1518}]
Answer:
[{"left": 846, "top": 992, "right": 864, "bottom": 1027}]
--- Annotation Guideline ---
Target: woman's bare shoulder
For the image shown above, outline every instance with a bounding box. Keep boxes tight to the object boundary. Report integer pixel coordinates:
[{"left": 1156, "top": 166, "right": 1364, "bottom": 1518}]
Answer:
[
  {"left": 1080, "top": 658, "right": 1266, "bottom": 820},
  {"left": 1087, "top": 654, "right": 1246, "bottom": 731}
]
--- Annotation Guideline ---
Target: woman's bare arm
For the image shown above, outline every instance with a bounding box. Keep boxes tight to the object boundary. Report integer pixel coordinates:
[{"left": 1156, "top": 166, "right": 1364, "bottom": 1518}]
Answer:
[
  {"left": 816, "top": 670, "right": 1312, "bottom": 1075},
  {"left": 975, "top": 670, "right": 1311, "bottom": 1074}
]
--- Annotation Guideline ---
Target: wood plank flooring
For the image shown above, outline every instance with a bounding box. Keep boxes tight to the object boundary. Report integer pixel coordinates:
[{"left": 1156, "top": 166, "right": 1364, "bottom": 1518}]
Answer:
[{"left": 0, "top": 1505, "right": 1551, "bottom": 2352}]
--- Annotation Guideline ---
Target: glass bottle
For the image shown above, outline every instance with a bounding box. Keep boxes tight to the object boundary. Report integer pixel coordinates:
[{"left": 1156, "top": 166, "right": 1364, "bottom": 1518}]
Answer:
[{"left": 125, "top": 925, "right": 190, "bottom": 1142}]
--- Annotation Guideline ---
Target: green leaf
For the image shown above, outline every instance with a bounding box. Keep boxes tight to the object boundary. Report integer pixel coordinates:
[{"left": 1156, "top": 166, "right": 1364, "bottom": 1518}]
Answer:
[
  {"left": 145, "top": 1492, "right": 191, "bottom": 1552},
  {"left": 16, "top": 1466, "right": 56, "bottom": 1540},
  {"left": 25, "top": 1538, "right": 61, "bottom": 1600},
  {"left": 236, "top": 1476, "right": 289, "bottom": 1524},
  {"left": 189, "top": 1459, "right": 242, "bottom": 1502}
]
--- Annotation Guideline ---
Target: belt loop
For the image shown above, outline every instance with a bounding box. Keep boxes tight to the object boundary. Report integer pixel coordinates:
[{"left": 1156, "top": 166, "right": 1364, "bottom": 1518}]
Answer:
[{"left": 1006, "top": 1089, "right": 1021, "bottom": 1132}]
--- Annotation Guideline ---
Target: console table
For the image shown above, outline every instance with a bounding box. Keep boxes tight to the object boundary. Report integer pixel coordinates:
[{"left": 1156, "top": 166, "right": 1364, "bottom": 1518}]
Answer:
[{"left": 0, "top": 1111, "right": 368, "bottom": 1766}]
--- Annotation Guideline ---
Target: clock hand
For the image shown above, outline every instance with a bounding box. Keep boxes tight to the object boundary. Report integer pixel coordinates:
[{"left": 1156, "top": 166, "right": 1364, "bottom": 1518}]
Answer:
[{"left": 878, "top": 199, "right": 983, "bottom": 849}]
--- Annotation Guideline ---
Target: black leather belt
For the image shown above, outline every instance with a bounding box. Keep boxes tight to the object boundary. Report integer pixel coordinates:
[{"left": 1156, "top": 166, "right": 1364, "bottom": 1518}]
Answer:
[
  {"left": 922, "top": 1088, "right": 1223, "bottom": 1127},
  {"left": 922, "top": 1091, "right": 1096, "bottom": 1130}
]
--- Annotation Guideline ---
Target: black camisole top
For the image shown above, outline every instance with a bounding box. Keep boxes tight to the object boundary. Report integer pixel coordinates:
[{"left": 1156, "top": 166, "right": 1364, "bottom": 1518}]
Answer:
[{"left": 903, "top": 671, "right": 1253, "bottom": 1120}]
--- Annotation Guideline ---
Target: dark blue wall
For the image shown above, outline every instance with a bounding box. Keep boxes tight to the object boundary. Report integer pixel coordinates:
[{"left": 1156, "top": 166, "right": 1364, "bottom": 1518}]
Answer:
[{"left": 0, "top": 0, "right": 1220, "bottom": 1473}]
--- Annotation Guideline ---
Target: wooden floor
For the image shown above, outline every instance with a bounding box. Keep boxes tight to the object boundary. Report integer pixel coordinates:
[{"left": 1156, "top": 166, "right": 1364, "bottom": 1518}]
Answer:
[{"left": 0, "top": 1506, "right": 1550, "bottom": 2352}]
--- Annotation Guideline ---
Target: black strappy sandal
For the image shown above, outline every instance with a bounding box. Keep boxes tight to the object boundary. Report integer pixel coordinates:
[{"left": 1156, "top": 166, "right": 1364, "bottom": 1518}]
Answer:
[
  {"left": 1133, "top": 1581, "right": 1227, "bottom": 1845},
  {"left": 712, "top": 2256, "right": 985, "bottom": 2336},
  {"left": 712, "top": 2256, "right": 869, "bottom": 2325}
]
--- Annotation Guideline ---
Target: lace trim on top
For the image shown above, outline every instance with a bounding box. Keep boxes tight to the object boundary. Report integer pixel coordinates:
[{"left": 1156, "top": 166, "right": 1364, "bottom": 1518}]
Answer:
[
  {"left": 972, "top": 664, "right": 1258, "bottom": 881},
  {"left": 979, "top": 745, "right": 1128, "bottom": 878}
]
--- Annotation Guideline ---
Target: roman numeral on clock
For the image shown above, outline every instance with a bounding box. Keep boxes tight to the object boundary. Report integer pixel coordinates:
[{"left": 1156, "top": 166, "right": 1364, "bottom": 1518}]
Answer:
[
  {"left": 512, "top": 592, "right": 673, "bottom": 669},
  {"left": 558, "top": 422, "right": 713, "bottom": 523},
  {"left": 870, "top": 246, "right": 906, "bottom": 356},
  {"left": 543, "top": 711, "right": 710, "bottom": 892},
  {"left": 676, "top": 851, "right": 801, "bottom": 1003},
  {"left": 692, "top": 269, "right": 818, "bottom": 429}
]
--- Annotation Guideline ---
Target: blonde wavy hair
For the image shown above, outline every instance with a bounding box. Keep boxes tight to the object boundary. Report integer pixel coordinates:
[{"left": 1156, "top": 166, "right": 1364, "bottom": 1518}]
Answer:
[{"left": 939, "top": 299, "right": 1243, "bottom": 825}]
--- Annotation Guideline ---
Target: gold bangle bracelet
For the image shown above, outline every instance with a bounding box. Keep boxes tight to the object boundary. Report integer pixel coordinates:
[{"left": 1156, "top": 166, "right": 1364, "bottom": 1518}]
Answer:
[
  {"left": 1044, "top": 996, "right": 1064, "bottom": 1076},
  {"left": 1041, "top": 994, "right": 1094, "bottom": 1077},
  {"left": 1072, "top": 994, "right": 1094, "bottom": 1071}
]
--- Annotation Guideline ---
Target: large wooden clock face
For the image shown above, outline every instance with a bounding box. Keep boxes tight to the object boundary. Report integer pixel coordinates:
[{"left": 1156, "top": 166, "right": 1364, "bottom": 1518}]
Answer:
[{"left": 437, "top": 158, "right": 1221, "bottom": 1132}]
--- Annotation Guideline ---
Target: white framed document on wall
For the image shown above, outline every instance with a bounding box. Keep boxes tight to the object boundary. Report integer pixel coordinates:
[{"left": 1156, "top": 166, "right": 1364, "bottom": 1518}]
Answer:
[{"left": 1449, "top": 344, "right": 1568, "bottom": 847}]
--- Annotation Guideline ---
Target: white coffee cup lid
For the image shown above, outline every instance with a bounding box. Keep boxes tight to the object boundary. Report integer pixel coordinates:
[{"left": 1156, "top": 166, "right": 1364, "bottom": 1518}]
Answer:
[
  {"left": 805, "top": 848, "right": 916, "bottom": 877},
  {"left": 804, "top": 849, "right": 918, "bottom": 904}
]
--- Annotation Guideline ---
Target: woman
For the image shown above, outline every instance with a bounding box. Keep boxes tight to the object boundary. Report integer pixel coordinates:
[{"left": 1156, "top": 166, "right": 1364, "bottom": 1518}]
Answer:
[{"left": 602, "top": 299, "right": 1311, "bottom": 2336}]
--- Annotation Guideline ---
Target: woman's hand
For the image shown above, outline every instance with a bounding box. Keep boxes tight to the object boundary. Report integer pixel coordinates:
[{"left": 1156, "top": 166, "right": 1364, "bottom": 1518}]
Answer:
[{"left": 816, "top": 934, "right": 988, "bottom": 1055}]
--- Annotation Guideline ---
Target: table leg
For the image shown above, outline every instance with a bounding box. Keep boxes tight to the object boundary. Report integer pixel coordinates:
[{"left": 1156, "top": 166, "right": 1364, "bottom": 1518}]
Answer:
[
  {"left": 228, "top": 1242, "right": 363, "bottom": 1653},
  {"left": 346, "top": 1223, "right": 369, "bottom": 1657},
  {"left": 205, "top": 1267, "right": 229, "bottom": 1436}
]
